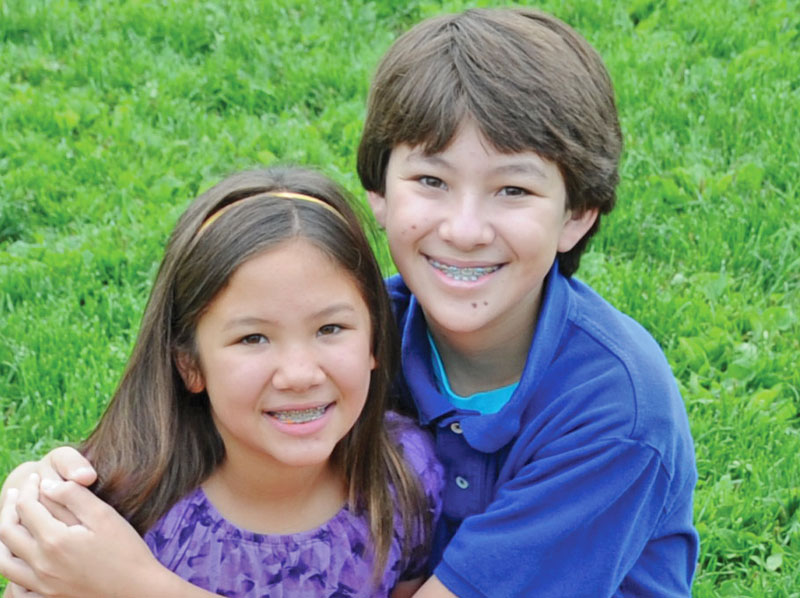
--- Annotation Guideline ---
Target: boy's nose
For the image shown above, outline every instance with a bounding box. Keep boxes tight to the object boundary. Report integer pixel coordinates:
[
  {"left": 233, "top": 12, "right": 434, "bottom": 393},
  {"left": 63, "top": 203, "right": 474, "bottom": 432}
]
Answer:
[
  {"left": 439, "top": 197, "right": 494, "bottom": 250},
  {"left": 271, "top": 346, "right": 325, "bottom": 391}
]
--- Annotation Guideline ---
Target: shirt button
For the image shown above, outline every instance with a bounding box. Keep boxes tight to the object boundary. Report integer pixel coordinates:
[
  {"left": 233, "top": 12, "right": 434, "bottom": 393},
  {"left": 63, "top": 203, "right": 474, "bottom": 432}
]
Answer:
[
  {"left": 450, "top": 422, "right": 463, "bottom": 434},
  {"left": 455, "top": 476, "right": 470, "bottom": 490}
]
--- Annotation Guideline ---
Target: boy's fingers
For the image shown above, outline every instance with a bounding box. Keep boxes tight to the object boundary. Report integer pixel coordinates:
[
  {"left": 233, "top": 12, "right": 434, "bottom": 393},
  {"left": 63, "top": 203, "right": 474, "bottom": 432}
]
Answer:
[
  {"left": 9, "top": 582, "right": 46, "bottom": 598},
  {"left": 0, "top": 548, "right": 41, "bottom": 597},
  {"left": 0, "top": 463, "right": 38, "bottom": 504},
  {"left": 38, "top": 480, "right": 113, "bottom": 530},
  {"left": 0, "top": 491, "right": 40, "bottom": 593},
  {"left": 46, "top": 447, "right": 96, "bottom": 486},
  {"left": 5, "top": 582, "right": 43, "bottom": 598},
  {"left": 38, "top": 492, "right": 80, "bottom": 527},
  {"left": 13, "top": 477, "right": 75, "bottom": 548},
  {"left": 17, "top": 475, "right": 39, "bottom": 505},
  {"left": 1, "top": 488, "right": 20, "bottom": 527}
]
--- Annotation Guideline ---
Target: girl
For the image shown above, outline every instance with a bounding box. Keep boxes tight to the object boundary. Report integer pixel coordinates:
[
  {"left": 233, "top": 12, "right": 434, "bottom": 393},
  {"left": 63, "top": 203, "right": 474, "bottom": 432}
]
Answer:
[{"left": 1, "top": 167, "right": 442, "bottom": 598}]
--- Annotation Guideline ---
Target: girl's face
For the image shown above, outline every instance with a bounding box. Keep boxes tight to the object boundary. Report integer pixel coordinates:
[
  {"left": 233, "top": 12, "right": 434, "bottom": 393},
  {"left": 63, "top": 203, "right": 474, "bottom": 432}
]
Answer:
[{"left": 180, "top": 239, "right": 375, "bottom": 474}]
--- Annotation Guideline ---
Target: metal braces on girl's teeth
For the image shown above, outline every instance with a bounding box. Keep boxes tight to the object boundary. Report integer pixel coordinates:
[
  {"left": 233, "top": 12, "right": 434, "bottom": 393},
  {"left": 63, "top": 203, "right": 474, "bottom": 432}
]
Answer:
[
  {"left": 429, "top": 259, "right": 500, "bottom": 281},
  {"left": 270, "top": 405, "right": 327, "bottom": 424}
]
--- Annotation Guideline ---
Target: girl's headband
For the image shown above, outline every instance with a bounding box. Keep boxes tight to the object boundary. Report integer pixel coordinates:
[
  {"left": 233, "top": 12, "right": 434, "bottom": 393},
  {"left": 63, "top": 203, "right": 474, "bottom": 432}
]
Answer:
[{"left": 197, "top": 191, "right": 346, "bottom": 236}]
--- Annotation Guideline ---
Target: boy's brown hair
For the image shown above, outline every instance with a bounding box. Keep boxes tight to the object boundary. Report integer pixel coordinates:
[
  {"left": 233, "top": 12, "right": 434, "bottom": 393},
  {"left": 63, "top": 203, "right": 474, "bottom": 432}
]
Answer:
[{"left": 357, "top": 7, "right": 622, "bottom": 276}]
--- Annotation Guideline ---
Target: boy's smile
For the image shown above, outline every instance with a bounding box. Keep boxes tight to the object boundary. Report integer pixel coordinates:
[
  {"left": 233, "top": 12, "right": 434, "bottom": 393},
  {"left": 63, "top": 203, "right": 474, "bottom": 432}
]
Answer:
[{"left": 369, "top": 121, "right": 597, "bottom": 366}]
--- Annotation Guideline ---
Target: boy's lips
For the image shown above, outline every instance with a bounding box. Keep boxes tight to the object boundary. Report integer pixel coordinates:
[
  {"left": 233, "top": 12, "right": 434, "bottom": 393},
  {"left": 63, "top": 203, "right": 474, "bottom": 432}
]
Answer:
[{"left": 427, "top": 257, "right": 502, "bottom": 282}]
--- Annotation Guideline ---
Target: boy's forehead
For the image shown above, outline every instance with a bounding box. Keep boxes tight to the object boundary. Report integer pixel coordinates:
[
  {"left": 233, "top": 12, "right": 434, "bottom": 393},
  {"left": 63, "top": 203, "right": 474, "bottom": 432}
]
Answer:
[
  {"left": 394, "top": 126, "right": 556, "bottom": 177},
  {"left": 402, "top": 118, "right": 552, "bottom": 158}
]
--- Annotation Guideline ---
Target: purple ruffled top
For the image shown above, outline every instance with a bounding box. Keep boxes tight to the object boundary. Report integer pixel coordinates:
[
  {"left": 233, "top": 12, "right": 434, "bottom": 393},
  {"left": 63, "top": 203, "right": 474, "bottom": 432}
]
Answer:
[{"left": 144, "top": 412, "right": 443, "bottom": 597}]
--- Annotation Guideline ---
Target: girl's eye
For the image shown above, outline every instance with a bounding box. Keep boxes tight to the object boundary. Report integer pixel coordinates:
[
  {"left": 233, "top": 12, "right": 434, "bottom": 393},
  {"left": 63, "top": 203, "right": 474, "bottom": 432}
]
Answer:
[
  {"left": 318, "top": 324, "right": 343, "bottom": 336},
  {"left": 241, "top": 334, "right": 268, "bottom": 345},
  {"left": 418, "top": 176, "right": 447, "bottom": 190},
  {"left": 498, "top": 186, "right": 529, "bottom": 197}
]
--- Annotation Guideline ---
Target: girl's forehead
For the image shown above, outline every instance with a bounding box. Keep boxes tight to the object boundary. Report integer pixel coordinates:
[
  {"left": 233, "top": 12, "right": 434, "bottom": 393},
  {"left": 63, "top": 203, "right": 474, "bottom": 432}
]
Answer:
[{"left": 230, "top": 240, "right": 363, "bottom": 302}]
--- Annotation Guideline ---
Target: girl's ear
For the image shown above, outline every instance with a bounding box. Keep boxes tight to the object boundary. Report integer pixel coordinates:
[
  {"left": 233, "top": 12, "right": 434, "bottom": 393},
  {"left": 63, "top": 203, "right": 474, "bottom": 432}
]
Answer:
[{"left": 175, "top": 351, "right": 205, "bottom": 393}]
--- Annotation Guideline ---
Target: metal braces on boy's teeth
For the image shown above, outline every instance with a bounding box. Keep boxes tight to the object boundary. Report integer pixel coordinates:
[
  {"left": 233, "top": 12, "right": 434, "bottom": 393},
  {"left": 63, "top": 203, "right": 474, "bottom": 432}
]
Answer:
[
  {"left": 429, "top": 259, "right": 500, "bottom": 281},
  {"left": 270, "top": 405, "right": 327, "bottom": 424}
]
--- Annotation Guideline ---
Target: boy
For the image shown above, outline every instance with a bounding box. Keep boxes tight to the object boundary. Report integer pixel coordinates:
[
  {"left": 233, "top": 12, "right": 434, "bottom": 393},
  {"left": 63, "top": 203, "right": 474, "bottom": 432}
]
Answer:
[
  {"left": 0, "top": 8, "right": 697, "bottom": 598},
  {"left": 357, "top": 9, "right": 698, "bottom": 597}
]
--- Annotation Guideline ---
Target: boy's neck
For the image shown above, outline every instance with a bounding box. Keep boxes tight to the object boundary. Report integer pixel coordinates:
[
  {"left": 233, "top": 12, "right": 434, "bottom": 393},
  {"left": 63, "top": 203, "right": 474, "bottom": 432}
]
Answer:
[
  {"left": 428, "top": 311, "right": 537, "bottom": 396},
  {"left": 203, "top": 455, "right": 346, "bottom": 535}
]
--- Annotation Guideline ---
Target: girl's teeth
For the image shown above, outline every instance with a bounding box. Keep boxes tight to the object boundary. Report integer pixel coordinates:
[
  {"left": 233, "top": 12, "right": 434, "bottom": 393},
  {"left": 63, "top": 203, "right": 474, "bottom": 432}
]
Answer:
[
  {"left": 429, "top": 259, "right": 499, "bottom": 281},
  {"left": 270, "top": 405, "right": 327, "bottom": 424}
]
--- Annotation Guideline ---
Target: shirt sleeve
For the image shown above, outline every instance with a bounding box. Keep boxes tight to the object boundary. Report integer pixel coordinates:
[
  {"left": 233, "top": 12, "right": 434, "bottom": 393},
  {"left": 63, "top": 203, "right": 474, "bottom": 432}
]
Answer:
[{"left": 434, "top": 438, "right": 685, "bottom": 598}]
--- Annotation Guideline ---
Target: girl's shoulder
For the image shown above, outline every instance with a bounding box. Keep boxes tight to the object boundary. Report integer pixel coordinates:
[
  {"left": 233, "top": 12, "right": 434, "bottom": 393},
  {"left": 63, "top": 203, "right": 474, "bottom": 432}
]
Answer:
[{"left": 385, "top": 410, "right": 443, "bottom": 495}]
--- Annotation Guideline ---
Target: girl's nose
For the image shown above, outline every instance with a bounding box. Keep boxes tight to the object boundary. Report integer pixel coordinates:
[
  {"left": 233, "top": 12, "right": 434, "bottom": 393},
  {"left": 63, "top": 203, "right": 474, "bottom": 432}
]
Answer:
[
  {"left": 438, "top": 195, "right": 494, "bottom": 250},
  {"left": 271, "top": 345, "right": 325, "bottom": 391}
]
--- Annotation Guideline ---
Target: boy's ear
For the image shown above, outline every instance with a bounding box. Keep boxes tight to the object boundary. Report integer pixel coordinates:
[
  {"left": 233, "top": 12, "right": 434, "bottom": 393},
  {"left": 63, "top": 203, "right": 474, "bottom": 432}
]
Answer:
[
  {"left": 557, "top": 208, "right": 599, "bottom": 253},
  {"left": 366, "top": 191, "right": 387, "bottom": 228},
  {"left": 175, "top": 351, "right": 205, "bottom": 394}
]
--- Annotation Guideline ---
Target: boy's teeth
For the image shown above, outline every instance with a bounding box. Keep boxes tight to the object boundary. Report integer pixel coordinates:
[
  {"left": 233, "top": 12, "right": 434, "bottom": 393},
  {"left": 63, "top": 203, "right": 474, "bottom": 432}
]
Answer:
[
  {"left": 270, "top": 405, "right": 327, "bottom": 424},
  {"left": 429, "top": 259, "right": 499, "bottom": 281}
]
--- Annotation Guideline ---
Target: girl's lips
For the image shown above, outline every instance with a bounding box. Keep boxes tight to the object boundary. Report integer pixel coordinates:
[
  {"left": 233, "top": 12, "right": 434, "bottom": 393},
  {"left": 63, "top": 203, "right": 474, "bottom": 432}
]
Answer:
[{"left": 266, "top": 403, "right": 332, "bottom": 424}]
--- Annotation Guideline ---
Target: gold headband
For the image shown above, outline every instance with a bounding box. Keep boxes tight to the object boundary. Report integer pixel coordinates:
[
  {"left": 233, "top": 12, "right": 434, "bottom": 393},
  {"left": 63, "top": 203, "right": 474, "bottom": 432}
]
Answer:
[{"left": 197, "top": 191, "right": 346, "bottom": 236}]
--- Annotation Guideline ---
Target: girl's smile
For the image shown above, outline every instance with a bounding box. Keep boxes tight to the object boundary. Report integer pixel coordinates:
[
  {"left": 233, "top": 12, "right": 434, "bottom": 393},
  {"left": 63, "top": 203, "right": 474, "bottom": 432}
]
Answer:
[{"left": 180, "top": 238, "right": 376, "bottom": 478}]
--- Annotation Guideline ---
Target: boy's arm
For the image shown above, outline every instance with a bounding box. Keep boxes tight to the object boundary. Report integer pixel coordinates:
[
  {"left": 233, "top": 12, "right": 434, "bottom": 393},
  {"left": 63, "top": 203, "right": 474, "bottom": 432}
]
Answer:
[
  {"left": 429, "top": 439, "right": 696, "bottom": 598},
  {"left": 0, "top": 477, "right": 216, "bottom": 598},
  {"left": 411, "top": 575, "right": 457, "bottom": 598}
]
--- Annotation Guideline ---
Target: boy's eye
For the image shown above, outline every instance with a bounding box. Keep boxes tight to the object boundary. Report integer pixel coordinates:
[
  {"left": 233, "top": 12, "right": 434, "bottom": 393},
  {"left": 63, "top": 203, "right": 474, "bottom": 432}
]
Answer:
[
  {"left": 241, "top": 333, "right": 268, "bottom": 345},
  {"left": 318, "top": 324, "right": 343, "bottom": 336},
  {"left": 498, "top": 186, "right": 529, "bottom": 197},
  {"left": 418, "top": 176, "right": 447, "bottom": 190}
]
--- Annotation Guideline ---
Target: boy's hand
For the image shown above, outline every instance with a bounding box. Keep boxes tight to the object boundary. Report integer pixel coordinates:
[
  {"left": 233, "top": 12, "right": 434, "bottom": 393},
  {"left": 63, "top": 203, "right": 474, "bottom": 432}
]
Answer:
[
  {"left": 0, "top": 474, "right": 157, "bottom": 598},
  {"left": 4, "top": 583, "right": 43, "bottom": 598},
  {"left": 0, "top": 448, "right": 96, "bottom": 527}
]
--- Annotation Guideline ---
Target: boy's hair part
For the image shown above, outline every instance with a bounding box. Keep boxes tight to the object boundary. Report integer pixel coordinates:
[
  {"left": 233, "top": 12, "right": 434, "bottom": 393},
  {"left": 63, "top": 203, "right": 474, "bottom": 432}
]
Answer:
[{"left": 358, "top": 7, "right": 623, "bottom": 276}]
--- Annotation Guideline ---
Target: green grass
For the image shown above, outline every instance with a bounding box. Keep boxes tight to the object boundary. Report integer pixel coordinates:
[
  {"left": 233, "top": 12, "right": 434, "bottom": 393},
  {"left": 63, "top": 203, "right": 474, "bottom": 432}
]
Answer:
[{"left": 1, "top": 0, "right": 799, "bottom": 595}]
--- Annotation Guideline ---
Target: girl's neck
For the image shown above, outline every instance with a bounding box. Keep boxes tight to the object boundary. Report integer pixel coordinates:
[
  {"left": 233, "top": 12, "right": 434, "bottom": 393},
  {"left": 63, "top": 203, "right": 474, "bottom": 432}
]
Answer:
[{"left": 203, "top": 456, "right": 346, "bottom": 535}]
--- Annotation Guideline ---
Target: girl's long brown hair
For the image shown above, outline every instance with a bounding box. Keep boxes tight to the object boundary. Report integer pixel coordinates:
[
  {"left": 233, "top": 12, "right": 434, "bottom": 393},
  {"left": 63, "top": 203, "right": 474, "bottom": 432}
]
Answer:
[{"left": 81, "top": 166, "right": 430, "bottom": 579}]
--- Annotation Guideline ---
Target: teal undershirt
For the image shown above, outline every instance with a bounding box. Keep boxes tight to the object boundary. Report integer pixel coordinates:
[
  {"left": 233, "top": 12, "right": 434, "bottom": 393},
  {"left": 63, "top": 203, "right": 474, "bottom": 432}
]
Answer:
[{"left": 427, "top": 331, "right": 518, "bottom": 415}]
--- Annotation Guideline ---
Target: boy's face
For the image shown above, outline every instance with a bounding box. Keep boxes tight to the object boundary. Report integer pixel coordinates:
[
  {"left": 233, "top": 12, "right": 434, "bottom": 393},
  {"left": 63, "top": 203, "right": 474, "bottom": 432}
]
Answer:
[{"left": 368, "top": 121, "right": 597, "bottom": 346}]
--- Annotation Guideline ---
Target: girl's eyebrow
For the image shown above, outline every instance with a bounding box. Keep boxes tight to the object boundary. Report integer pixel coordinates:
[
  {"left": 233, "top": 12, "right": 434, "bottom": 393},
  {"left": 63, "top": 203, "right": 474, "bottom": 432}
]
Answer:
[
  {"left": 222, "top": 304, "right": 357, "bottom": 330},
  {"left": 312, "top": 303, "right": 358, "bottom": 319},
  {"left": 222, "top": 316, "right": 273, "bottom": 330}
]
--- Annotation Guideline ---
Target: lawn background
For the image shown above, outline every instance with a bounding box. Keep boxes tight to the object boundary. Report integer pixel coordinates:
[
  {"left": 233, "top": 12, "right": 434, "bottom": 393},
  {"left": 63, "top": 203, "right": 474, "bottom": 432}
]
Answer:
[{"left": 1, "top": 0, "right": 798, "bottom": 595}]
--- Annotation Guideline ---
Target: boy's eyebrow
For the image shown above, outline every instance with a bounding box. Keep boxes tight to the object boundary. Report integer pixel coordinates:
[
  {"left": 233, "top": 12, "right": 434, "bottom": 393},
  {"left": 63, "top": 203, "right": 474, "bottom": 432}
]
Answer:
[
  {"left": 493, "top": 162, "right": 550, "bottom": 180},
  {"left": 405, "top": 149, "right": 448, "bottom": 167},
  {"left": 406, "top": 149, "right": 551, "bottom": 180}
]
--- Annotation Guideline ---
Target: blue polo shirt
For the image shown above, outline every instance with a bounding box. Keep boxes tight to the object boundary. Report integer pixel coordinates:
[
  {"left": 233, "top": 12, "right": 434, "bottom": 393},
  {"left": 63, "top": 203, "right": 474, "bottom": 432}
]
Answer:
[{"left": 387, "top": 262, "right": 698, "bottom": 598}]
